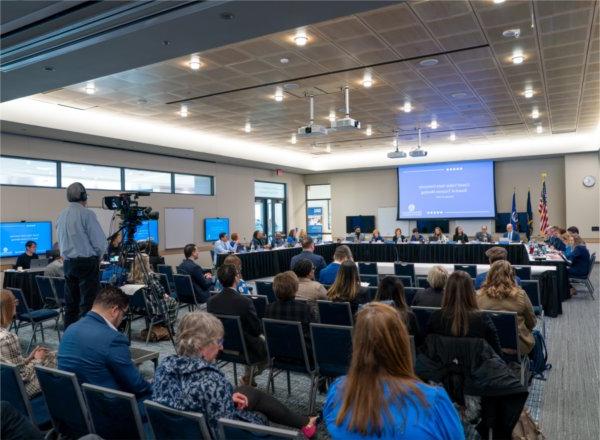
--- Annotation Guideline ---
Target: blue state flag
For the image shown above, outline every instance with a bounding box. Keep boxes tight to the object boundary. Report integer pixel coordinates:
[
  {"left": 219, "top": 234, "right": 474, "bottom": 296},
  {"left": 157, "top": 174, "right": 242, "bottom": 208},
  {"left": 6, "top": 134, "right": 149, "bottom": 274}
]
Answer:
[
  {"left": 526, "top": 190, "right": 533, "bottom": 240},
  {"left": 511, "top": 191, "right": 519, "bottom": 231}
]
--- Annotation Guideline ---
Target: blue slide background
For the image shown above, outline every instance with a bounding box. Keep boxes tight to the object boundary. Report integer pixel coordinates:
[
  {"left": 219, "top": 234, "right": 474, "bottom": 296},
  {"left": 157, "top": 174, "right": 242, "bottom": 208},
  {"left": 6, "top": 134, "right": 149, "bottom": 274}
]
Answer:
[
  {"left": 398, "top": 160, "right": 495, "bottom": 219},
  {"left": 205, "top": 218, "right": 230, "bottom": 241},
  {"left": 134, "top": 220, "right": 159, "bottom": 243},
  {"left": 1, "top": 222, "right": 53, "bottom": 257}
]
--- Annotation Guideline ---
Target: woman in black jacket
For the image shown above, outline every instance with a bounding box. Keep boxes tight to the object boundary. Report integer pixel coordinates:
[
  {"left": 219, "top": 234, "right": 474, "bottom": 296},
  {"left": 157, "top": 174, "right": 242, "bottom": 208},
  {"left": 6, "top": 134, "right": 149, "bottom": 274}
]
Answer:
[
  {"left": 452, "top": 226, "right": 469, "bottom": 243},
  {"left": 375, "top": 276, "right": 422, "bottom": 345}
]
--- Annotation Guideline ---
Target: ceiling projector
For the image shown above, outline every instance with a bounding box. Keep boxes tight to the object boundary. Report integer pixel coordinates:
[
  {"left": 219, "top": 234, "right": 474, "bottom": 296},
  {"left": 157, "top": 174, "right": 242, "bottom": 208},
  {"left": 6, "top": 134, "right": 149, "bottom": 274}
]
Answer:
[
  {"left": 387, "top": 147, "right": 407, "bottom": 159},
  {"left": 297, "top": 124, "right": 328, "bottom": 137},
  {"left": 409, "top": 148, "right": 427, "bottom": 157},
  {"left": 331, "top": 117, "right": 361, "bottom": 131}
]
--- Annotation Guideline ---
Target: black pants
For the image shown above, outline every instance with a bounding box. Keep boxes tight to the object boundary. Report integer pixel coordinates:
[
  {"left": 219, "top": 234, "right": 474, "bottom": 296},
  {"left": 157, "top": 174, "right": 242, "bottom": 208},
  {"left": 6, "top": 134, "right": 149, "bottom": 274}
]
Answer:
[
  {"left": 0, "top": 401, "right": 43, "bottom": 440},
  {"left": 234, "top": 385, "right": 308, "bottom": 429},
  {"left": 64, "top": 256, "right": 100, "bottom": 328}
]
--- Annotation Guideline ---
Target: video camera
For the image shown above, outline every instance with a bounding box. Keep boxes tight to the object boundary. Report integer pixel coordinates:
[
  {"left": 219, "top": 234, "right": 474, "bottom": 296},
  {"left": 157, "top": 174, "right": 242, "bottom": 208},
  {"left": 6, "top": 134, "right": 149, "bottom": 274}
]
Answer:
[{"left": 102, "top": 192, "right": 159, "bottom": 225}]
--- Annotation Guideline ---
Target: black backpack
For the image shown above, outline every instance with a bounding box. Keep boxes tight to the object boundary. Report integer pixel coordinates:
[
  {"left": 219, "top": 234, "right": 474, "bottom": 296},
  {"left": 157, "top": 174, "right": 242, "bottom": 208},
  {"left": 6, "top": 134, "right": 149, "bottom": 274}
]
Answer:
[{"left": 529, "top": 330, "right": 552, "bottom": 380}]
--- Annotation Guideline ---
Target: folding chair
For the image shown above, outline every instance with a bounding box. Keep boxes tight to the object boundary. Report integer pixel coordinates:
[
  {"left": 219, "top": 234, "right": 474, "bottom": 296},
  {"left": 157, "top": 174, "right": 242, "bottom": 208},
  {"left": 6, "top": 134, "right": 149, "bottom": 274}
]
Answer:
[
  {"left": 520, "top": 279, "right": 545, "bottom": 336},
  {"left": 82, "top": 383, "right": 146, "bottom": 440},
  {"left": 35, "top": 276, "right": 60, "bottom": 308},
  {"left": 317, "top": 300, "right": 353, "bottom": 326},
  {"left": 248, "top": 295, "right": 269, "bottom": 319},
  {"left": 359, "top": 274, "right": 378, "bottom": 287},
  {"left": 157, "top": 273, "right": 173, "bottom": 297},
  {"left": 255, "top": 281, "right": 277, "bottom": 303},
  {"left": 262, "top": 318, "right": 318, "bottom": 413},
  {"left": 358, "top": 262, "right": 378, "bottom": 275},
  {"left": 310, "top": 323, "right": 353, "bottom": 379},
  {"left": 569, "top": 252, "right": 596, "bottom": 299},
  {"left": 49, "top": 277, "right": 66, "bottom": 305},
  {"left": 416, "top": 276, "right": 430, "bottom": 288},
  {"left": 35, "top": 365, "right": 92, "bottom": 438},
  {"left": 218, "top": 418, "right": 302, "bottom": 439},
  {"left": 513, "top": 266, "right": 532, "bottom": 280},
  {"left": 411, "top": 306, "right": 439, "bottom": 335},
  {"left": 173, "top": 274, "right": 199, "bottom": 311},
  {"left": 454, "top": 264, "right": 477, "bottom": 278},
  {"left": 403, "top": 287, "right": 423, "bottom": 306},
  {"left": 366, "top": 286, "right": 378, "bottom": 302},
  {"left": 157, "top": 264, "right": 175, "bottom": 289},
  {"left": 379, "top": 274, "right": 413, "bottom": 287},
  {"left": 144, "top": 400, "right": 211, "bottom": 440},
  {"left": 394, "top": 262, "right": 416, "bottom": 286}
]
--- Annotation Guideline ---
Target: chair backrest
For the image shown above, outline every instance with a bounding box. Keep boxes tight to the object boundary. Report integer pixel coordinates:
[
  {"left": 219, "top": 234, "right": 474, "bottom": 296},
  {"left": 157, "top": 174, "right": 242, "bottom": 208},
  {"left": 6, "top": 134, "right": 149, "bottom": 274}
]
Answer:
[
  {"left": 35, "top": 276, "right": 58, "bottom": 307},
  {"left": 520, "top": 280, "right": 541, "bottom": 309},
  {"left": 513, "top": 266, "right": 532, "bottom": 280},
  {"left": 173, "top": 274, "right": 197, "bottom": 304},
  {"left": 454, "top": 264, "right": 477, "bottom": 278},
  {"left": 588, "top": 253, "right": 596, "bottom": 277},
  {"left": 255, "top": 281, "right": 276, "bottom": 303},
  {"left": 49, "top": 277, "right": 66, "bottom": 304},
  {"left": 34, "top": 365, "right": 92, "bottom": 438},
  {"left": 359, "top": 274, "right": 378, "bottom": 287},
  {"left": 404, "top": 287, "right": 423, "bottom": 306},
  {"left": 215, "top": 315, "right": 251, "bottom": 365},
  {"left": 144, "top": 400, "right": 211, "bottom": 440},
  {"left": 394, "top": 262, "right": 415, "bottom": 278},
  {"left": 157, "top": 273, "right": 172, "bottom": 296},
  {"left": 416, "top": 277, "right": 430, "bottom": 288},
  {"left": 358, "top": 262, "right": 378, "bottom": 275},
  {"left": 262, "top": 318, "right": 313, "bottom": 373},
  {"left": 317, "top": 300, "right": 353, "bottom": 326},
  {"left": 157, "top": 264, "right": 175, "bottom": 284},
  {"left": 7, "top": 287, "right": 31, "bottom": 318},
  {"left": 411, "top": 306, "right": 439, "bottom": 334},
  {"left": 381, "top": 274, "right": 413, "bottom": 287},
  {"left": 310, "top": 323, "right": 353, "bottom": 378},
  {"left": 218, "top": 418, "right": 302, "bottom": 439},
  {"left": 366, "top": 286, "right": 378, "bottom": 302},
  {"left": 82, "top": 383, "right": 145, "bottom": 440},
  {"left": 0, "top": 362, "right": 34, "bottom": 421},
  {"left": 483, "top": 310, "right": 520, "bottom": 362},
  {"left": 249, "top": 295, "right": 268, "bottom": 319}
]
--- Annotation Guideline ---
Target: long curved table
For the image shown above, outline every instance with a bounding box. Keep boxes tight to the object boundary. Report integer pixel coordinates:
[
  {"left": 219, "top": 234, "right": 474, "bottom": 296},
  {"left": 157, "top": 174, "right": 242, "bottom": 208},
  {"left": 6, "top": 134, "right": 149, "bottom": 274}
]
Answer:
[{"left": 217, "top": 243, "right": 568, "bottom": 317}]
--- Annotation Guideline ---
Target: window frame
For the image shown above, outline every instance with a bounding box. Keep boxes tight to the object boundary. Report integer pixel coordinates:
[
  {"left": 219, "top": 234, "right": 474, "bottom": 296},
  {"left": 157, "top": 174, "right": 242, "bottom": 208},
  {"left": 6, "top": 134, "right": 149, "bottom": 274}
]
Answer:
[
  {"left": 123, "top": 167, "right": 174, "bottom": 194},
  {"left": 305, "top": 184, "right": 332, "bottom": 236},
  {"left": 59, "top": 160, "right": 123, "bottom": 191},
  {"left": 173, "top": 172, "right": 214, "bottom": 196},
  {"left": 0, "top": 155, "right": 59, "bottom": 189}
]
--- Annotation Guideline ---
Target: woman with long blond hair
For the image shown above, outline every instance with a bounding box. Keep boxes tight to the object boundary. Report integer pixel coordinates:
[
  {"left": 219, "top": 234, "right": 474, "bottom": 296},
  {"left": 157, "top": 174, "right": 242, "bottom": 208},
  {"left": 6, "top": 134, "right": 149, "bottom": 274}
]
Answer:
[
  {"left": 324, "top": 303, "right": 463, "bottom": 438},
  {"left": 477, "top": 260, "right": 536, "bottom": 355},
  {"left": 327, "top": 261, "right": 369, "bottom": 315}
]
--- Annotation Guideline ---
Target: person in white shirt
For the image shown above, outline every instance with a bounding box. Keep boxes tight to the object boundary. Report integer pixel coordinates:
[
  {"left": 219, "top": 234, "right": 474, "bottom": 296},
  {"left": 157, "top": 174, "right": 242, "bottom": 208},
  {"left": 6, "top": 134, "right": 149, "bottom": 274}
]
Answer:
[{"left": 214, "top": 232, "right": 235, "bottom": 254}]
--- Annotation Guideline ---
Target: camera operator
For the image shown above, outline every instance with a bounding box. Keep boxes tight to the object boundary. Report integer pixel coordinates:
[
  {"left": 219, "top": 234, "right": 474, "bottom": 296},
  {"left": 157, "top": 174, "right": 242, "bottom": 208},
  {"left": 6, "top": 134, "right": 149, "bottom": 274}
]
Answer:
[{"left": 57, "top": 182, "right": 107, "bottom": 328}]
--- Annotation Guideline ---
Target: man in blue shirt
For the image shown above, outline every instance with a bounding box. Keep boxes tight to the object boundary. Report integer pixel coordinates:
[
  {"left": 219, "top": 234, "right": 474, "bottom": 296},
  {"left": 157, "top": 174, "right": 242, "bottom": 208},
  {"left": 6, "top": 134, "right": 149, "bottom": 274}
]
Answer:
[
  {"left": 474, "top": 246, "right": 522, "bottom": 289},
  {"left": 57, "top": 182, "right": 107, "bottom": 328},
  {"left": 290, "top": 237, "right": 326, "bottom": 279},
  {"left": 502, "top": 224, "right": 521, "bottom": 242},
  {"left": 319, "top": 245, "right": 353, "bottom": 285}
]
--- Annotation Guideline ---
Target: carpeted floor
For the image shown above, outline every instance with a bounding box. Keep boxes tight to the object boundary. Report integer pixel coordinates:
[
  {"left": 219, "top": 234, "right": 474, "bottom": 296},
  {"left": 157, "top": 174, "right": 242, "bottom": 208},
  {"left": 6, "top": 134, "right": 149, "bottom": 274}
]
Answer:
[{"left": 12, "top": 265, "right": 599, "bottom": 439}]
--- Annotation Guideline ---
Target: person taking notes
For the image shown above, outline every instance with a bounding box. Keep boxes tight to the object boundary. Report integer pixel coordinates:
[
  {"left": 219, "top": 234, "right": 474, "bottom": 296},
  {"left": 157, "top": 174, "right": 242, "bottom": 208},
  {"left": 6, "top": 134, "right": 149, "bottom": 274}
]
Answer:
[
  {"left": 503, "top": 224, "right": 521, "bottom": 242},
  {"left": 475, "top": 225, "right": 492, "bottom": 243}
]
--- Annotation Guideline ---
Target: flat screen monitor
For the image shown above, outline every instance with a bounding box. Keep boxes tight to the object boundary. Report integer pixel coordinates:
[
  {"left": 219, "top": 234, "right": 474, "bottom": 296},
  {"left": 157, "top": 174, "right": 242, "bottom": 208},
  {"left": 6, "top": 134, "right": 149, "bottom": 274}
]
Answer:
[
  {"left": 204, "top": 217, "right": 230, "bottom": 242},
  {"left": 397, "top": 160, "right": 495, "bottom": 219},
  {"left": 133, "top": 219, "right": 159, "bottom": 243},
  {"left": 416, "top": 219, "right": 449, "bottom": 234},
  {"left": 345, "top": 216, "right": 375, "bottom": 234},
  {"left": 0, "top": 221, "right": 53, "bottom": 258}
]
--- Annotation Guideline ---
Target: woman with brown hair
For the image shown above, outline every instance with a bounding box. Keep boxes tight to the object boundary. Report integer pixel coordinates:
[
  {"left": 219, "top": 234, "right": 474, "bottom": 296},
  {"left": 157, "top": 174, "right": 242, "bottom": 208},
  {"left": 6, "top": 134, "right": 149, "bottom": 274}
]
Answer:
[
  {"left": 375, "top": 276, "right": 421, "bottom": 344},
  {"left": 327, "top": 261, "right": 369, "bottom": 315},
  {"left": 324, "top": 303, "right": 463, "bottom": 439},
  {"left": 428, "top": 271, "right": 502, "bottom": 355},
  {"left": 477, "top": 260, "right": 536, "bottom": 356}
]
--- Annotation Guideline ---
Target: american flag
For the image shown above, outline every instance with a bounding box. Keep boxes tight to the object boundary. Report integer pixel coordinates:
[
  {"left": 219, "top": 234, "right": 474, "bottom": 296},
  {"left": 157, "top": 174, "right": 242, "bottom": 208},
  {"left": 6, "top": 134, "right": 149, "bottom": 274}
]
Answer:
[{"left": 538, "top": 180, "right": 549, "bottom": 234}]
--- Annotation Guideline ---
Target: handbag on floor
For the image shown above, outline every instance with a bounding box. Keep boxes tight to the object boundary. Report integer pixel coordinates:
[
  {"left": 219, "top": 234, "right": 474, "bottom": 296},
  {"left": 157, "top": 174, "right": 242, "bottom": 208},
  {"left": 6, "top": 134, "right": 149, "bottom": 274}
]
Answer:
[
  {"left": 512, "top": 409, "right": 545, "bottom": 440},
  {"left": 140, "top": 325, "right": 171, "bottom": 342}
]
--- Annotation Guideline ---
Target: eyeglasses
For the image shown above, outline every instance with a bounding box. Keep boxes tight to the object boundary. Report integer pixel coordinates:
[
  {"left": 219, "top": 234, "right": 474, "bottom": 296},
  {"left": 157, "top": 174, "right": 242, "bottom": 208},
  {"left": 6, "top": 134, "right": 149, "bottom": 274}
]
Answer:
[{"left": 215, "top": 338, "right": 224, "bottom": 347}]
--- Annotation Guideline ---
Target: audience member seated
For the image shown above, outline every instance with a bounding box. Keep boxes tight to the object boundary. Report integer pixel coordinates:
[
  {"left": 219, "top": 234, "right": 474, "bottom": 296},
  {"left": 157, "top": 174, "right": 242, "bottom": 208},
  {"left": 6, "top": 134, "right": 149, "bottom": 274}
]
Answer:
[
  {"left": 287, "top": 229, "right": 298, "bottom": 245},
  {"left": 327, "top": 261, "right": 369, "bottom": 315},
  {"left": 392, "top": 227, "right": 406, "bottom": 243},
  {"left": 452, "top": 226, "right": 469, "bottom": 243},
  {"left": 475, "top": 225, "right": 492, "bottom": 243},
  {"left": 548, "top": 228, "right": 567, "bottom": 251},
  {"left": 15, "top": 240, "right": 38, "bottom": 270},
  {"left": 429, "top": 227, "right": 448, "bottom": 243},
  {"left": 369, "top": 229, "right": 385, "bottom": 243},
  {"left": 152, "top": 312, "right": 317, "bottom": 439},
  {"left": 375, "top": 276, "right": 421, "bottom": 345},
  {"left": 250, "top": 230, "right": 270, "bottom": 249},
  {"left": 409, "top": 227, "right": 424, "bottom": 243},
  {"left": 177, "top": 244, "right": 213, "bottom": 303},
  {"left": 271, "top": 232, "right": 286, "bottom": 248},
  {"left": 44, "top": 255, "right": 64, "bottom": 277},
  {"left": 105, "top": 232, "right": 122, "bottom": 261},
  {"left": 214, "top": 232, "right": 235, "bottom": 255},
  {"left": 290, "top": 237, "right": 326, "bottom": 279},
  {"left": 214, "top": 255, "right": 250, "bottom": 295},
  {"left": 477, "top": 261, "right": 536, "bottom": 356},
  {"left": 265, "top": 271, "right": 315, "bottom": 349},
  {"left": 58, "top": 286, "right": 152, "bottom": 401},
  {"left": 502, "top": 223, "right": 521, "bottom": 242},
  {"left": 427, "top": 271, "right": 502, "bottom": 355},
  {"left": 207, "top": 264, "right": 267, "bottom": 385},
  {"left": 0, "top": 290, "right": 56, "bottom": 398},
  {"left": 566, "top": 234, "right": 591, "bottom": 295},
  {"left": 412, "top": 265, "right": 448, "bottom": 307},
  {"left": 292, "top": 259, "right": 328, "bottom": 316},
  {"left": 319, "top": 245, "right": 353, "bottom": 285},
  {"left": 324, "top": 303, "right": 463, "bottom": 439},
  {"left": 474, "top": 246, "right": 522, "bottom": 289},
  {"left": 352, "top": 227, "right": 365, "bottom": 243},
  {"left": 129, "top": 253, "right": 178, "bottom": 327}
]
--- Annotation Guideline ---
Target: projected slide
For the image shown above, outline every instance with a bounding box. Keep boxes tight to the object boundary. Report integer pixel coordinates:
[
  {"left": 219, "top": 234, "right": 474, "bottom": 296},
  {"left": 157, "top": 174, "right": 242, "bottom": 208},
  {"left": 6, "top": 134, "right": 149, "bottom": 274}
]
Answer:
[
  {"left": 398, "top": 160, "right": 495, "bottom": 219},
  {"left": 205, "top": 218, "right": 230, "bottom": 242},
  {"left": 134, "top": 220, "right": 159, "bottom": 243},
  {"left": 1, "top": 222, "right": 53, "bottom": 258}
]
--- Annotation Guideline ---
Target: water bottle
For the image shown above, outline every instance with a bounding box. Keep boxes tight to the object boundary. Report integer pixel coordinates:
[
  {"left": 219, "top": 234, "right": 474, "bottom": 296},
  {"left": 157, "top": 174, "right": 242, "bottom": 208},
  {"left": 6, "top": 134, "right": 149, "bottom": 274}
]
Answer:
[
  {"left": 529, "top": 239, "right": 534, "bottom": 254},
  {"left": 250, "top": 242, "right": 255, "bottom": 252}
]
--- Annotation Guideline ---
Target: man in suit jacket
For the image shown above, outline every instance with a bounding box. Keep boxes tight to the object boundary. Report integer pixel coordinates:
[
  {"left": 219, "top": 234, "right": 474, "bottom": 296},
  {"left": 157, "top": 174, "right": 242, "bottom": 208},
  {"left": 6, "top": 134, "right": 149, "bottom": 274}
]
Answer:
[
  {"left": 178, "top": 243, "right": 214, "bottom": 303},
  {"left": 475, "top": 225, "right": 493, "bottom": 243},
  {"left": 502, "top": 224, "right": 521, "bottom": 242},
  {"left": 58, "top": 286, "right": 151, "bottom": 401},
  {"left": 207, "top": 264, "right": 267, "bottom": 385},
  {"left": 289, "top": 237, "right": 326, "bottom": 279}
]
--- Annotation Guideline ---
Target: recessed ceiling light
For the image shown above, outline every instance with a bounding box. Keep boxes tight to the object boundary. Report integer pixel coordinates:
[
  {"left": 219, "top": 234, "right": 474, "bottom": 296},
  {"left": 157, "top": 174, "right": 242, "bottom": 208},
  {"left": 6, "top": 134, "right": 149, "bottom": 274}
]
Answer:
[
  {"left": 402, "top": 102, "right": 412, "bottom": 113},
  {"left": 451, "top": 92, "right": 468, "bottom": 99},
  {"left": 502, "top": 28, "right": 521, "bottom": 38},
  {"left": 493, "top": 0, "right": 506, "bottom": 4},
  {"left": 85, "top": 82, "right": 95, "bottom": 95},
  {"left": 244, "top": 121, "right": 252, "bottom": 133},
  {"left": 294, "top": 33, "right": 308, "bottom": 46},
  {"left": 523, "top": 88, "right": 534, "bottom": 98},
  {"left": 430, "top": 119, "right": 438, "bottom": 129},
  {"left": 283, "top": 83, "right": 299, "bottom": 90},
  {"left": 179, "top": 104, "right": 188, "bottom": 117},
  {"left": 366, "top": 125, "right": 372, "bottom": 136},
  {"left": 536, "top": 125, "right": 543, "bottom": 134},
  {"left": 280, "top": 58, "right": 289, "bottom": 64},
  {"left": 511, "top": 51, "right": 525, "bottom": 64},
  {"left": 325, "top": 144, "right": 331, "bottom": 153},
  {"left": 189, "top": 55, "right": 201, "bottom": 70},
  {"left": 274, "top": 86, "right": 283, "bottom": 102},
  {"left": 419, "top": 58, "right": 438, "bottom": 67},
  {"left": 362, "top": 72, "right": 373, "bottom": 88},
  {"left": 449, "top": 132, "right": 456, "bottom": 141},
  {"left": 328, "top": 111, "right": 336, "bottom": 122},
  {"left": 531, "top": 108, "right": 540, "bottom": 119},
  {"left": 291, "top": 134, "right": 297, "bottom": 144}
]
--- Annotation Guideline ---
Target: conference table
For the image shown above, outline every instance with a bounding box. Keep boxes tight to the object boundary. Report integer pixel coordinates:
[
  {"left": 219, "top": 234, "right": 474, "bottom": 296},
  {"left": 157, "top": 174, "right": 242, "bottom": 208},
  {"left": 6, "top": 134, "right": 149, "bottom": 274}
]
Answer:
[{"left": 217, "top": 243, "right": 568, "bottom": 317}]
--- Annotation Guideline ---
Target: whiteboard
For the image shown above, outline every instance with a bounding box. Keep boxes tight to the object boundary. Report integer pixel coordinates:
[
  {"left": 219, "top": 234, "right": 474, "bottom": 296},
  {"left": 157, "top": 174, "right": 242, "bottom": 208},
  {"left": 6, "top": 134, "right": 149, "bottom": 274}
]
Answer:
[
  {"left": 165, "top": 208, "right": 194, "bottom": 249},
  {"left": 377, "top": 207, "right": 410, "bottom": 237},
  {"left": 89, "top": 207, "right": 117, "bottom": 236}
]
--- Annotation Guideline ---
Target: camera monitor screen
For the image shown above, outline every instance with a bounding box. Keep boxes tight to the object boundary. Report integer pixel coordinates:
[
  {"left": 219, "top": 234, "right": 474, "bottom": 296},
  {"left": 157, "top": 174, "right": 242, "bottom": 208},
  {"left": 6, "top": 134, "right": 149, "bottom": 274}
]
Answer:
[
  {"left": 0, "top": 221, "right": 53, "bottom": 258},
  {"left": 134, "top": 219, "right": 159, "bottom": 243},
  {"left": 204, "top": 218, "right": 230, "bottom": 242}
]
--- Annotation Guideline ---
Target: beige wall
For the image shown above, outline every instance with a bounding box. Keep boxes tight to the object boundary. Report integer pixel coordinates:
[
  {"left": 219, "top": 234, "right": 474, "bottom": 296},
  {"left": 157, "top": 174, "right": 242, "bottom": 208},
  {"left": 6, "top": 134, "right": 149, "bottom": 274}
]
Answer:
[
  {"left": 0, "top": 133, "right": 306, "bottom": 266},
  {"left": 564, "top": 152, "right": 600, "bottom": 240}
]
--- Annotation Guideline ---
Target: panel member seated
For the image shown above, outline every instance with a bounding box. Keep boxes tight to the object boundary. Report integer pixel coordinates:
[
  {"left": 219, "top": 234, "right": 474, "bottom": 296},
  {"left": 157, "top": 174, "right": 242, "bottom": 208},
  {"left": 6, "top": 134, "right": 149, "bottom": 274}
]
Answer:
[
  {"left": 229, "top": 232, "right": 242, "bottom": 252},
  {"left": 271, "top": 232, "right": 285, "bottom": 248},
  {"left": 15, "top": 241, "right": 38, "bottom": 270},
  {"left": 452, "top": 226, "right": 469, "bottom": 243},
  {"left": 319, "top": 245, "right": 353, "bottom": 285},
  {"left": 502, "top": 224, "right": 521, "bottom": 242},
  {"left": 214, "top": 232, "right": 235, "bottom": 255},
  {"left": 392, "top": 228, "right": 406, "bottom": 243},
  {"left": 429, "top": 227, "right": 448, "bottom": 243},
  {"left": 250, "top": 230, "right": 270, "bottom": 249},
  {"left": 409, "top": 228, "right": 424, "bottom": 243},
  {"left": 475, "top": 225, "right": 492, "bottom": 242},
  {"left": 177, "top": 244, "right": 214, "bottom": 303},
  {"left": 353, "top": 227, "right": 365, "bottom": 243},
  {"left": 290, "top": 237, "right": 326, "bottom": 279},
  {"left": 369, "top": 229, "right": 385, "bottom": 243},
  {"left": 474, "top": 246, "right": 522, "bottom": 289},
  {"left": 287, "top": 229, "right": 298, "bottom": 245}
]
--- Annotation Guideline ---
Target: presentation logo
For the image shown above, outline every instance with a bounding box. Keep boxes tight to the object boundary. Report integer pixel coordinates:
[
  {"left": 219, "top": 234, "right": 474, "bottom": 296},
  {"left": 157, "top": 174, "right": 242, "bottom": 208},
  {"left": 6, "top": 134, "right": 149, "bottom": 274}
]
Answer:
[
  {"left": 408, "top": 204, "right": 416, "bottom": 212},
  {"left": 2, "top": 247, "right": 7, "bottom": 254}
]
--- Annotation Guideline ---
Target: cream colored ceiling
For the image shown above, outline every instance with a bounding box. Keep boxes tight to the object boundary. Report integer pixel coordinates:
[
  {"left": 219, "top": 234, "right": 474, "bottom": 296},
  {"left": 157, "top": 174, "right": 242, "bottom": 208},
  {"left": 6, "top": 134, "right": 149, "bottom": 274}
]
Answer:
[{"left": 31, "top": 0, "right": 600, "bottom": 155}]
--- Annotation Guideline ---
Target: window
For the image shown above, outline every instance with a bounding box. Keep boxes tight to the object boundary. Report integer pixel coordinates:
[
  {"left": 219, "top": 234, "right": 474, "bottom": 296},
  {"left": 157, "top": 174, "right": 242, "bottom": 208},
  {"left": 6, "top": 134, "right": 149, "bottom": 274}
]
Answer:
[
  {"left": 255, "top": 181, "right": 285, "bottom": 199},
  {"left": 307, "top": 184, "right": 331, "bottom": 199},
  {"left": 0, "top": 157, "right": 57, "bottom": 187},
  {"left": 124, "top": 168, "right": 172, "bottom": 193},
  {"left": 255, "top": 181, "right": 286, "bottom": 239},
  {"left": 306, "top": 184, "right": 332, "bottom": 242},
  {"left": 61, "top": 162, "right": 121, "bottom": 190},
  {"left": 174, "top": 174, "right": 213, "bottom": 195}
]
